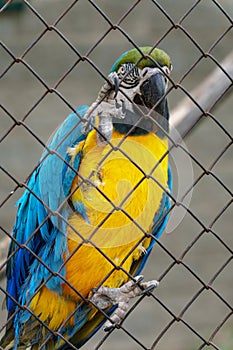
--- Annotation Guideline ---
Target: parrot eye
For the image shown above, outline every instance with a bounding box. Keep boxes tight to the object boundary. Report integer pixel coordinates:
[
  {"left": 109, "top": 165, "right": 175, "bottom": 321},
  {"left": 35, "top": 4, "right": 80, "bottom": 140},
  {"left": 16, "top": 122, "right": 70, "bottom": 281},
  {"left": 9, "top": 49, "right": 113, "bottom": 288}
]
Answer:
[{"left": 119, "top": 65, "right": 126, "bottom": 75}]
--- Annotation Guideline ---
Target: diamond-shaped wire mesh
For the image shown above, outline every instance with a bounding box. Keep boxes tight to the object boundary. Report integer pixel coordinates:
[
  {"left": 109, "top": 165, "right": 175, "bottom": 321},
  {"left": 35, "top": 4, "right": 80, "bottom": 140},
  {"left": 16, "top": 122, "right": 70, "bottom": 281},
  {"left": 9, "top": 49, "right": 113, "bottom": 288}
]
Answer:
[{"left": 0, "top": 1, "right": 232, "bottom": 350}]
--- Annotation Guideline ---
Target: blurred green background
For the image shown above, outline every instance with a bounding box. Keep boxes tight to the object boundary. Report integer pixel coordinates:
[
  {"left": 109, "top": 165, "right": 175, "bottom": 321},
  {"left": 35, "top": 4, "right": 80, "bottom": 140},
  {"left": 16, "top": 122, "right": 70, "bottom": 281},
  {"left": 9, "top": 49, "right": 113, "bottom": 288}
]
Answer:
[{"left": 1, "top": 1, "right": 232, "bottom": 349}]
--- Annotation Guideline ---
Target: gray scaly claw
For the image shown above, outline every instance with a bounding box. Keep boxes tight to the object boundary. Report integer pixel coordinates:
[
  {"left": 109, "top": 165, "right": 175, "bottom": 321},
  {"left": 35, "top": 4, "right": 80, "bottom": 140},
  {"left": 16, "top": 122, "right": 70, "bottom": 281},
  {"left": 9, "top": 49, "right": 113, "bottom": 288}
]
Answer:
[
  {"left": 81, "top": 72, "right": 125, "bottom": 145},
  {"left": 91, "top": 275, "right": 159, "bottom": 331},
  {"left": 108, "top": 71, "right": 119, "bottom": 98}
]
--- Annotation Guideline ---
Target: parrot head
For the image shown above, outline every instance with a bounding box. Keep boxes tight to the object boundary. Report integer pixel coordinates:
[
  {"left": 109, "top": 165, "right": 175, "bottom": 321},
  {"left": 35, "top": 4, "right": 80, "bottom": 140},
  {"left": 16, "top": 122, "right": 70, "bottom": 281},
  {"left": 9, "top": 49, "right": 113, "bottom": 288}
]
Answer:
[{"left": 110, "top": 46, "right": 171, "bottom": 136}]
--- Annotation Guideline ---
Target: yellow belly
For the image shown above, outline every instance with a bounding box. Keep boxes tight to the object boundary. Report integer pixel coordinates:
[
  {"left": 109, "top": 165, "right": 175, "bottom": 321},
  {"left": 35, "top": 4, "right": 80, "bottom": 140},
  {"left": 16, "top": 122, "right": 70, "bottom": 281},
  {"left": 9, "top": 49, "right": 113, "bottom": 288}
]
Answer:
[
  {"left": 29, "top": 130, "right": 168, "bottom": 330},
  {"left": 64, "top": 129, "right": 168, "bottom": 300}
]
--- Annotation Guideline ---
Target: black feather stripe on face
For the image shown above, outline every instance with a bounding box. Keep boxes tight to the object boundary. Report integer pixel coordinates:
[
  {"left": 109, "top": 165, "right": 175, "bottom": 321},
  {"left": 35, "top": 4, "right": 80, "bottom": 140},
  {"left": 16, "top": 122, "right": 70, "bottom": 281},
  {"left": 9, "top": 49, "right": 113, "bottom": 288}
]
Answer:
[{"left": 117, "top": 63, "right": 140, "bottom": 88}]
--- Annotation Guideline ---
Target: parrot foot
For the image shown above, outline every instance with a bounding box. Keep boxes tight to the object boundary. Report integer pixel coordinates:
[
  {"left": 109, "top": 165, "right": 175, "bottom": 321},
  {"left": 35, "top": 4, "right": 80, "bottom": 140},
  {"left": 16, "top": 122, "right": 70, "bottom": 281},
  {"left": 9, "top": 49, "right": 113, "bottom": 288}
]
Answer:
[
  {"left": 91, "top": 275, "right": 159, "bottom": 331},
  {"left": 82, "top": 72, "right": 125, "bottom": 144},
  {"left": 96, "top": 99, "right": 126, "bottom": 145}
]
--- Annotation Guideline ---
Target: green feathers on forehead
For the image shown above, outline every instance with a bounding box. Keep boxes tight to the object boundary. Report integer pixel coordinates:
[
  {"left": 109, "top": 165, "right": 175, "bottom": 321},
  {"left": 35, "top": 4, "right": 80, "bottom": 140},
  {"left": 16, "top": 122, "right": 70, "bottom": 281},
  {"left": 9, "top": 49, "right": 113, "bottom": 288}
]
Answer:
[{"left": 110, "top": 46, "right": 171, "bottom": 72}]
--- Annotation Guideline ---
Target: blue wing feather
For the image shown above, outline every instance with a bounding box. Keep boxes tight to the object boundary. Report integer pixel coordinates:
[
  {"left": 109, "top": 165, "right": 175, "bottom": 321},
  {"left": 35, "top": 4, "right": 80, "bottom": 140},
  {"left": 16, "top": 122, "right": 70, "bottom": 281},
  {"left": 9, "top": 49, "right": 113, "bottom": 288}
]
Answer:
[
  {"left": 6, "top": 106, "right": 89, "bottom": 316},
  {"left": 6, "top": 105, "right": 172, "bottom": 349}
]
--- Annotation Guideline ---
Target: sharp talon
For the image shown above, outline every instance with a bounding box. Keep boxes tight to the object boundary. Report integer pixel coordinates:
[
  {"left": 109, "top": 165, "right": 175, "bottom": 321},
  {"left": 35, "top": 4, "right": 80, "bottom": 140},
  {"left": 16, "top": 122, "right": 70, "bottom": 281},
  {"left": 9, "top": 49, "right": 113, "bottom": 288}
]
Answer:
[
  {"left": 113, "top": 75, "right": 119, "bottom": 98},
  {"left": 141, "top": 281, "right": 159, "bottom": 295},
  {"left": 135, "top": 275, "right": 144, "bottom": 284},
  {"left": 103, "top": 323, "right": 116, "bottom": 332},
  {"left": 140, "top": 283, "right": 158, "bottom": 295}
]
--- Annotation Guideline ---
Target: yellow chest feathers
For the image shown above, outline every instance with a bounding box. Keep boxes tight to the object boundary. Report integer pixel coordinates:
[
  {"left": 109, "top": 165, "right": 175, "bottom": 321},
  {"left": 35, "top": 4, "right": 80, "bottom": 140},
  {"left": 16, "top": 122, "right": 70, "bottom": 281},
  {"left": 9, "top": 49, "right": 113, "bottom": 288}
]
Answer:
[
  {"left": 68, "top": 130, "right": 168, "bottom": 248},
  {"left": 63, "top": 130, "right": 169, "bottom": 299}
]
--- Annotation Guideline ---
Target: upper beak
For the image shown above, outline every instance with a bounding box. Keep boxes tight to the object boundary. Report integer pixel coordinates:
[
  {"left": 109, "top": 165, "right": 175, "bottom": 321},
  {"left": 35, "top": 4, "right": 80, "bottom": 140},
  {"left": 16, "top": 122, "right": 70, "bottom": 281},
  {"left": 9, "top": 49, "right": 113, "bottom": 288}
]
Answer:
[
  {"left": 140, "top": 68, "right": 167, "bottom": 109},
  {"left": 139, "top": 68, "right": 169, "bottom": 123}
]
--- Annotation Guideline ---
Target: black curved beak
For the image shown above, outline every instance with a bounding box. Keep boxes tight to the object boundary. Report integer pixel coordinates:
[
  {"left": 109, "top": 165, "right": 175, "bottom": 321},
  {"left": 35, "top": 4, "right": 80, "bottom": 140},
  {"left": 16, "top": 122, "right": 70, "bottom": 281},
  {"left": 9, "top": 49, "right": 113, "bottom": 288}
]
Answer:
[{"left": 140, "top": 71, "right": 169, "bottom": 126}]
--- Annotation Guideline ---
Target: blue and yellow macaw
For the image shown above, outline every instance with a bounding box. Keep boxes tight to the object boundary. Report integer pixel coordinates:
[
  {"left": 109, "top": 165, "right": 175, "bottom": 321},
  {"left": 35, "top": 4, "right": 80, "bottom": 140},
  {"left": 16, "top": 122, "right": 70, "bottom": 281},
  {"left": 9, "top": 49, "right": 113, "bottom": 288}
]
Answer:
[{"left": 1, "top": 46, "right": 172, "bottom": 349}]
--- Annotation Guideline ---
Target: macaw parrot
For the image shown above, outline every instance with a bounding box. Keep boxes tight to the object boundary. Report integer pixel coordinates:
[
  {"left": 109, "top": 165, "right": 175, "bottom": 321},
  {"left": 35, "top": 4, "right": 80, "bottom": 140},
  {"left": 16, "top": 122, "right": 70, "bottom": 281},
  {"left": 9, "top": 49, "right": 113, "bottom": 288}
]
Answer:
[{"left": 1, "top": 46, "right": 172, "bottom": 349}]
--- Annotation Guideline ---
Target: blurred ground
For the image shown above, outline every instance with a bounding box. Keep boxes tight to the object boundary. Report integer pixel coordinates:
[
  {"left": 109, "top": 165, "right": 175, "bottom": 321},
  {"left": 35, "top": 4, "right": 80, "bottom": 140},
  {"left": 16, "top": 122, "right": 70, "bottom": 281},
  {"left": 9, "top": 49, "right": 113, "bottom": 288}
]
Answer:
[{"left": 0, "top": 1, "right": 232, "bottom": 349}]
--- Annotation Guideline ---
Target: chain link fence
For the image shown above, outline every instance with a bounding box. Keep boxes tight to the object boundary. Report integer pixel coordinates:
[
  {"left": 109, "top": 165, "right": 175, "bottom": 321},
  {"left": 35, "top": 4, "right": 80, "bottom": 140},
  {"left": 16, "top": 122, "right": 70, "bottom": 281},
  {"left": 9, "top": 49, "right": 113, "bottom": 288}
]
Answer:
[{"left": 0, "top": 1, "right": 232, "bottom": 349}]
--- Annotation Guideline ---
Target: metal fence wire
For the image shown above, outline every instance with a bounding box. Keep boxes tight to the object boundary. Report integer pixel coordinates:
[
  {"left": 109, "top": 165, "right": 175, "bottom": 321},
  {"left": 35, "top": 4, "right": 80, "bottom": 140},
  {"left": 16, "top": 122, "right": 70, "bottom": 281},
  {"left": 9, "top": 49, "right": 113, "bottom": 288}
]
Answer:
[{"left": 0, "top": 1, "right": 232, "bottom": 350}]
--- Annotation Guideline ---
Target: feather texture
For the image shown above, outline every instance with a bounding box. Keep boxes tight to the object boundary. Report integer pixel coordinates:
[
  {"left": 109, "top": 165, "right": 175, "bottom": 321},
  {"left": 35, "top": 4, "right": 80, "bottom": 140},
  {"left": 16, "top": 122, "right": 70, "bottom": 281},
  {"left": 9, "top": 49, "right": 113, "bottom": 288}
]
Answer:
[{"left": 1, "top": 46, "right": 172, "bottom": 349}]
